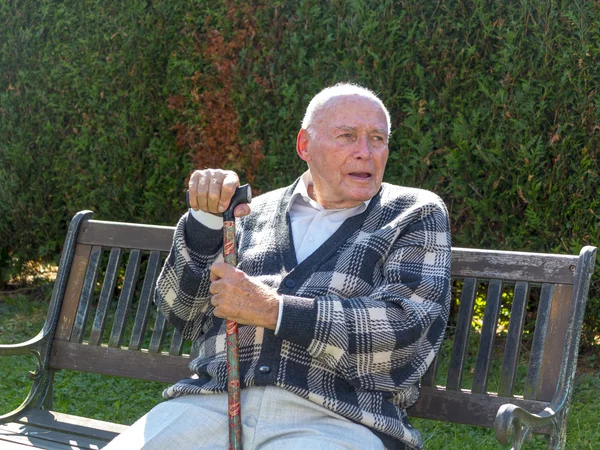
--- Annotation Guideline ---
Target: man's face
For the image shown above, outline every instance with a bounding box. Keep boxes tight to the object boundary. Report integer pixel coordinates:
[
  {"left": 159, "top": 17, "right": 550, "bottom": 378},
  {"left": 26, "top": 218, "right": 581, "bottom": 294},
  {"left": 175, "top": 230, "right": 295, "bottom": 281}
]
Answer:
[{"left": 297, "top": 95, "right": 389, "bottom": 209}]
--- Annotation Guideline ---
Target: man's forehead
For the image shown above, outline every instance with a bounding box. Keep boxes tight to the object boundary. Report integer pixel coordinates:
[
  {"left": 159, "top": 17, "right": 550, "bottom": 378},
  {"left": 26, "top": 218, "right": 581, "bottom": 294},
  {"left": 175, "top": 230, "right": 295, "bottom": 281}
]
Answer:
[{"left": 318, "top": 96, "right": 388, "bottom": 128}]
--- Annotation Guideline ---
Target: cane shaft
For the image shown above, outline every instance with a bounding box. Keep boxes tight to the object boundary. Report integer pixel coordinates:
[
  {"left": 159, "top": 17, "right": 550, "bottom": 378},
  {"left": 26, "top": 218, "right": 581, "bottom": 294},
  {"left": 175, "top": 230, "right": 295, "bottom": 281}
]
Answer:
[{"left": 223, "top": 220, "right": 242, "bottom": 450}]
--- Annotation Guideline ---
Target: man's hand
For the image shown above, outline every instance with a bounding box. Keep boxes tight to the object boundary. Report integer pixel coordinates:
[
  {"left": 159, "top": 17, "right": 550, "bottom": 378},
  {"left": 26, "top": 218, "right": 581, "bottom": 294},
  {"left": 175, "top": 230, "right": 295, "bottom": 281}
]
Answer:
[
  {"left": 188, "top": 169, "right": 251, "bottom": 217},
  {"left": 209, "top": 262, "right": 280, "bottom": 330}
]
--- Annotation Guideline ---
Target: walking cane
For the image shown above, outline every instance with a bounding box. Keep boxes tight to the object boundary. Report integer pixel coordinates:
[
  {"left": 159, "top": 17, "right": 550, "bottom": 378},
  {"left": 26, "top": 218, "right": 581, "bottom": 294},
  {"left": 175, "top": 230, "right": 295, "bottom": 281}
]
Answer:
[
  {"left": 221, "top": 184, "right": 251, "bottom": 450},
  {"left": 187, "top": 184, "right": 252, "bottom": 450}
]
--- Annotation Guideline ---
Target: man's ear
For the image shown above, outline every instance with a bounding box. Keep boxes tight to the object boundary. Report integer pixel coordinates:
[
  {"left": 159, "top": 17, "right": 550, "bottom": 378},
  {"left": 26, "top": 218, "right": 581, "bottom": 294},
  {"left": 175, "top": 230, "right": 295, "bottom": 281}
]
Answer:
[{"left": 296, "top": 129, "right": 311, "bottom": 162}]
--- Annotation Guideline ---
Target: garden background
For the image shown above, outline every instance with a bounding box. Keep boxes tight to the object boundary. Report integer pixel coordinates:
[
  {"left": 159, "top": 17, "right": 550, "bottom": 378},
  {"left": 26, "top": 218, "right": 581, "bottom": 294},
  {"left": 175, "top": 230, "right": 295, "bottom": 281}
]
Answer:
[{"left": 1, "top": 0, "right": 599, "bottom": 448}]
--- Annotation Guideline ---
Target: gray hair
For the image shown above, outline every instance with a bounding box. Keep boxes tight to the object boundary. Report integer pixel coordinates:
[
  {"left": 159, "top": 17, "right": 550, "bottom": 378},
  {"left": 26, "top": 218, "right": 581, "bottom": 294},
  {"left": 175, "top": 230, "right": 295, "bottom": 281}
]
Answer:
[{"left": 301, "top": 83, "right": 391, "bottom": 137}]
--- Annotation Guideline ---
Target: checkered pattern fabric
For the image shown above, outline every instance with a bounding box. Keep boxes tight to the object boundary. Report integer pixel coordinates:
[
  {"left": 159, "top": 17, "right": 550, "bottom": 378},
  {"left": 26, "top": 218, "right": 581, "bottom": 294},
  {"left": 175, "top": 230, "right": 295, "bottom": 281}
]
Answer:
[{"left": 155, "top": 180, "right": 451, "bottom": 449}]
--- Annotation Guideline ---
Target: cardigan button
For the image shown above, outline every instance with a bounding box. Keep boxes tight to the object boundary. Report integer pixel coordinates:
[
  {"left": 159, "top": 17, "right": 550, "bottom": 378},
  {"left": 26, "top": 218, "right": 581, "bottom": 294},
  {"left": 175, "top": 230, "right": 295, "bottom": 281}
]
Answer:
[
  {"left": 284, "top": 279, "right": 296, "bottom": 288},
  {"left": 258, "top": 365, "right": 271, "bottom": 374}
]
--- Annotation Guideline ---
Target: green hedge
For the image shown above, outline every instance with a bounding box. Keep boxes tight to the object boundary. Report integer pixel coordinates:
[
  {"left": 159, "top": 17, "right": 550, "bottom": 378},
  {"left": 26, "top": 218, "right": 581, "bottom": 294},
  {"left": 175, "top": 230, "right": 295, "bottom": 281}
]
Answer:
[
  {"left": 2, "top": 0, "right": 599, "bottom": 342},
  {"left": 0, "top": 0, "right": 189, "bottom": 279}
]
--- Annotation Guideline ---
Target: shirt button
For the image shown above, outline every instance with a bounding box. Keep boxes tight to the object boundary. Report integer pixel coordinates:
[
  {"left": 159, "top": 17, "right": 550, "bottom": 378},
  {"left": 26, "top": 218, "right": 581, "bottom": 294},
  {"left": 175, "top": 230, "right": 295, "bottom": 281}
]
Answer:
[
  {"left": 246, "top": 416, "right": 257, "bottom": 427},
  {"left": 258, "top": 365, "right": 271, "bottom": 374},
  {"left": 284, "top": 279, "right": 296, "bottom": 288},
  {"left": 307, "top": 235, "right": 315, "bottom": 242}
]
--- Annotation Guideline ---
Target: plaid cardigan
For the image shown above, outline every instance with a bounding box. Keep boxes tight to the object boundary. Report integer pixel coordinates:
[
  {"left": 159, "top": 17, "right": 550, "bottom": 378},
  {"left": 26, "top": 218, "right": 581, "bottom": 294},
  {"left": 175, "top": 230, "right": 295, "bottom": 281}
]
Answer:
[{"left": 155, "top": 180, "right": 451, "bottom": 449}]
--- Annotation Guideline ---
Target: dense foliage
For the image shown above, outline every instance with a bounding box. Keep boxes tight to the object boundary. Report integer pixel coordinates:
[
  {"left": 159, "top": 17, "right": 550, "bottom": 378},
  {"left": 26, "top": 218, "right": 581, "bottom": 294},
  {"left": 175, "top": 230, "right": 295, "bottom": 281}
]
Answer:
[{"left": 2, "top": 0, "right": 599, "bottom": 342}]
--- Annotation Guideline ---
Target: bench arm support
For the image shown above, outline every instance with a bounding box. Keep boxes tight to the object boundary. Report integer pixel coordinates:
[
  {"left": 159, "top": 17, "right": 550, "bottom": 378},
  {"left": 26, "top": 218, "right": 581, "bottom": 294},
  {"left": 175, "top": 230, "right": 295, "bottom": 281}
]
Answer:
[
  {"left": 494, "top": 245, "right": 597, "bottom": 450},
  {"left": 0, "top": 330, "right": 52, "bottom": 422},
  {"left": 495, "top": 403, "right": 559, "bottom": 449}
]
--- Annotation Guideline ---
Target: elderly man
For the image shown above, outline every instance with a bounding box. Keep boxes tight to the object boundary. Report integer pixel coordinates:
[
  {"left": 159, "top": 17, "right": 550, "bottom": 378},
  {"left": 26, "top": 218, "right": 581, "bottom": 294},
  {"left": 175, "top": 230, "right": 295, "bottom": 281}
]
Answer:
[{"left": 106, "top": 83, "right": 451, "bottom": 450}]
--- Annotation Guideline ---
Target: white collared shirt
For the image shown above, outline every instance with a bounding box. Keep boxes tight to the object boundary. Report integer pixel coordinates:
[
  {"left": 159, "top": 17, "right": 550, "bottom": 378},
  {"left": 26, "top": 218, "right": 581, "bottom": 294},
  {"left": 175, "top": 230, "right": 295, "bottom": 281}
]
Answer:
[
  {"left": 190, "top": 171, "right": 370, "bottom": 332},
  {"left": 286, "top": 171, "right": 369, "bottom": 263}
]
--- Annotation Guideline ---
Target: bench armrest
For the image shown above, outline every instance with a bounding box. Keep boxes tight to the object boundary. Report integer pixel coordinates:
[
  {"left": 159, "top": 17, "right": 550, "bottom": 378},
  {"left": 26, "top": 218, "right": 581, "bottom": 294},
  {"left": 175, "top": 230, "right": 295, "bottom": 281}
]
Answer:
[{"left": 0, "top": 330, "right": 46, "bottom": 357}]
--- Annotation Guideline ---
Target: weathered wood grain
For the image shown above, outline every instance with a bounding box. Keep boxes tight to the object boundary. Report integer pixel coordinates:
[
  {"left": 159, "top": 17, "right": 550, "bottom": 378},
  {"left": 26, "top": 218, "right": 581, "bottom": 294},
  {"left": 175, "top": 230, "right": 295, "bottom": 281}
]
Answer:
[
  {"left": 55, "top": 244, "right": 92, "bottom": 341},
  {"left": 108, "top": 250, "right": 141, "bottom": 348},
  {"left": 71, "top": 246, "right": 103, "bottom": 344},
  {"left": 49, "top": 341, "right": 191, "bottom": 383},
  {"left": 446, "top": 277, "right": 477, "bottom": 391},
  {"left": 472, "top": 279, "right": 503, "bottom": 394},
  {"left": 128, "top": 251, "right": 162, "bottom": 351},
  {"left": 523, "top": 283, "right": 554, "bottom": 400},
  {"left": 537, "top": 284, "right": 573, "bottom": 401},
  {"left": 409, "top": 386, "right": 550, "bottom": 433},
  {"left": 78, "top": 220, "right": 174, "bottom": 252},
  {"left": 89, "top": 248, "right": 122, "bottom": 346},
  {"left": 498, "top": 281, "right": 529, "bottom": 397},
  {"left": 451, "top": 247, "right": 577, "bottom": 284}
]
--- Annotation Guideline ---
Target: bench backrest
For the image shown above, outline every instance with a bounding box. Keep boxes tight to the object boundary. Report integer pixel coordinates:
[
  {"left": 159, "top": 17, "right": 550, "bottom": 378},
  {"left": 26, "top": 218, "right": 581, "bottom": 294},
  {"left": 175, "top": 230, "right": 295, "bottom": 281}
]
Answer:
[{"left": 45, "top": 211, "right": 596, "bottom": 431}]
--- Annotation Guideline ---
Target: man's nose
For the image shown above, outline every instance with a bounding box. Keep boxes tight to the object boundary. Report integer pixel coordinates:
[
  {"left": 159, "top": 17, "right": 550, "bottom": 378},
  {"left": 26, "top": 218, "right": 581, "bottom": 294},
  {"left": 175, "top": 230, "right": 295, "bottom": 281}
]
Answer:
[{"left": 355, "top": 135, "right": 371, "bottom": 159}]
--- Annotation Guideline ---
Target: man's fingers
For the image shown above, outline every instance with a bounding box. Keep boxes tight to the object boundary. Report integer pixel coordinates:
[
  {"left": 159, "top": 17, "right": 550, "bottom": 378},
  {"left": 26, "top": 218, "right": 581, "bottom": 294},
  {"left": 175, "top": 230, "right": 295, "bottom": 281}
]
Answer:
[
  {"left": 187, "top": 169, "right": 240, "bottom": 214},
  {"left": 234, "top": 204, "right": 251, "bottom": 217},
  {"left": 206, "top": 176, "right": 224, "bottom": 213},
  {"left": 187, "top": 171, "right": 201, "bottom": 210},
  {"left": 209, "top": 262, "right": 237, "bottom": 281},
  {"left": 218, "top": 172, "right": 241, "bottom": 213}
]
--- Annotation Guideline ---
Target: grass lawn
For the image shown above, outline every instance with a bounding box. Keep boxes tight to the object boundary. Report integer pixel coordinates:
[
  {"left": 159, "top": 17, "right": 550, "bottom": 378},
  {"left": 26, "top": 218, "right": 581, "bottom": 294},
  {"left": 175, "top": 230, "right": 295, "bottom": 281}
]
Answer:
[{"left": 1, "top": 285, "right": 599, "bottom": 449}]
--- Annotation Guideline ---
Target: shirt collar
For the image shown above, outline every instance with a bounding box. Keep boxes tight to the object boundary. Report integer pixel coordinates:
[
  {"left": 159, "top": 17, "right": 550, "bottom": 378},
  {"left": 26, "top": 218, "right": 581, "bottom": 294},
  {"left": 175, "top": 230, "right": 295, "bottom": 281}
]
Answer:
[{"left": 288, "top": 171, "right": 371, "bottom": 213}]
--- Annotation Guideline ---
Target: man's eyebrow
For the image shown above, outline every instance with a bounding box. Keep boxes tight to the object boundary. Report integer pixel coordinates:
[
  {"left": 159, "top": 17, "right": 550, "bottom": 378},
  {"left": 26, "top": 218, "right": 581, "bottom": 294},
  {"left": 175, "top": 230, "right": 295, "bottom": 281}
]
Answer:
[{"left": 333, "top": 125, "right": 389, "bottom": 135}]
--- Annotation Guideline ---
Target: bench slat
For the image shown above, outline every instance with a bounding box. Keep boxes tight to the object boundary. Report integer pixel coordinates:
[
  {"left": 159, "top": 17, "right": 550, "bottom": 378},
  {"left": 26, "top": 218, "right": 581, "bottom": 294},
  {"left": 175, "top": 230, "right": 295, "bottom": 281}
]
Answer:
[
  {"left": 50, "top": 340, "right": 191, "bottom": 383},
  {"left": 523, "top": 283, "right": 554, "bottom": 400},
  {"left": 420, "top": 354, "right": 439, "bottom": 388},
  {"left": 72, "top": 246, "right": 103, "bottom": 344},
  {"left": 129, "top": 251, "right": 162, "bottom": 351},
  {"left": 451, "top": 248, "right": 577, "bottom": 284},
  {"left": 18, "top": 409, "right": 126, "bottom": 441},
  {"left": 190, "top": 339, "right": 201, "bottom": 359},
  {"left": 537, "top": 283, "right": 573, "bottom": 401},
  {"left": 498, "top": 281, "right": 529, "bottom": 397},
  {"left": 56, "top": 244, "right": 92, "bottom": 341},
  {"left": 0, "top": 434, "right": 60, "bottom": 450},
  {"left": 169, "top": 328, "right": 184, "bottom": 356},
  {"left": 0, "top": 420, "right": 106, "bottom": 450},
  {"left": 472, "top": 279, "right": 503, "bottom": 394},
  {"left": 149, "top": 312, "right": 168, "bottom": 354},
  {"left": 409, "top": 386, "right": 550, "bottom": 432},
  {"left": 446, "top": 277, "right": 477, "bottom": 391},
  {"left": 76, "top": 224, "right": 581, "bottom": 285},
  {"left": 109, "top": 250, "right": 141, "bottom": 348},
  {"left": 0, "top": 440, "right": 49, "bottom": 450},
  {"left": 90, "top": 248, "right": 123, "bottom": 346},
  {"left": 79, "top": 220, "right": 175, "bottom": 252}
]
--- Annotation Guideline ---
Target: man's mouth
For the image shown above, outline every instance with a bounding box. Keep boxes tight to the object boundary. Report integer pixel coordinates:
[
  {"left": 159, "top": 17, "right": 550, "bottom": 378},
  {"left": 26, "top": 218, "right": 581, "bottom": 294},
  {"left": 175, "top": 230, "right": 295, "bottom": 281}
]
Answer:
[{"left": 349, "top": 172, "right": 372, "bottom": 179}]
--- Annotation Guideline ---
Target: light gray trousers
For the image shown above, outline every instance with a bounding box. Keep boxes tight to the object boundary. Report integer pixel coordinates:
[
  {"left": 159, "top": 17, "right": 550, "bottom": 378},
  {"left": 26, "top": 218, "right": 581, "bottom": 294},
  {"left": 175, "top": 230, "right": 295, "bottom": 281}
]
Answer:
[{"left": 104, "top": 385, "right": 386, "bottom": 450}]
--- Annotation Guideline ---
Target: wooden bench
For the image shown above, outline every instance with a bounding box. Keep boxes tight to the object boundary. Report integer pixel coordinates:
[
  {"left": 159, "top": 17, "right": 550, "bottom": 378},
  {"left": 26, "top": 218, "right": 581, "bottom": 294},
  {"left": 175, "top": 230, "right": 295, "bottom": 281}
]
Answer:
[{"left": 0, "top": 210, "right": 596, "bottom": 449}]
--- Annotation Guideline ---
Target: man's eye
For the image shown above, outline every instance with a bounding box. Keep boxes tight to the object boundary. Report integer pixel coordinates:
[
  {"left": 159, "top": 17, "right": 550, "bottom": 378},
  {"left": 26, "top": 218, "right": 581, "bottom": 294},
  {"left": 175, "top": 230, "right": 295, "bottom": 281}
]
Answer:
[{"left": 371, "top": 135, "right": 387, "bottom": 144}]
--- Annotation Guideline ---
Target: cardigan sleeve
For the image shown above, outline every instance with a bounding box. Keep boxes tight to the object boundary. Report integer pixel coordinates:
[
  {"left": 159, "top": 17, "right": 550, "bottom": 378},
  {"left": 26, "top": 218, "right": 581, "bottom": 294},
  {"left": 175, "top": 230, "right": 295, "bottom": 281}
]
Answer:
[
  {"left": 154, "top": 211, "right": 224, "bottom": 341},
  {"left": 276, "top": 198, "right": 452, "bottom": 394}
]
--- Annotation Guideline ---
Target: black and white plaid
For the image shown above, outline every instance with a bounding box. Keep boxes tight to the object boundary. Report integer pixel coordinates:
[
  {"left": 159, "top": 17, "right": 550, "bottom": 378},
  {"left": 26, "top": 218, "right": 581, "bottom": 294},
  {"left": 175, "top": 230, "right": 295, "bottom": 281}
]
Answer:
[{"left": 155, "top": 180, "right": 451, "bottom": 449}]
